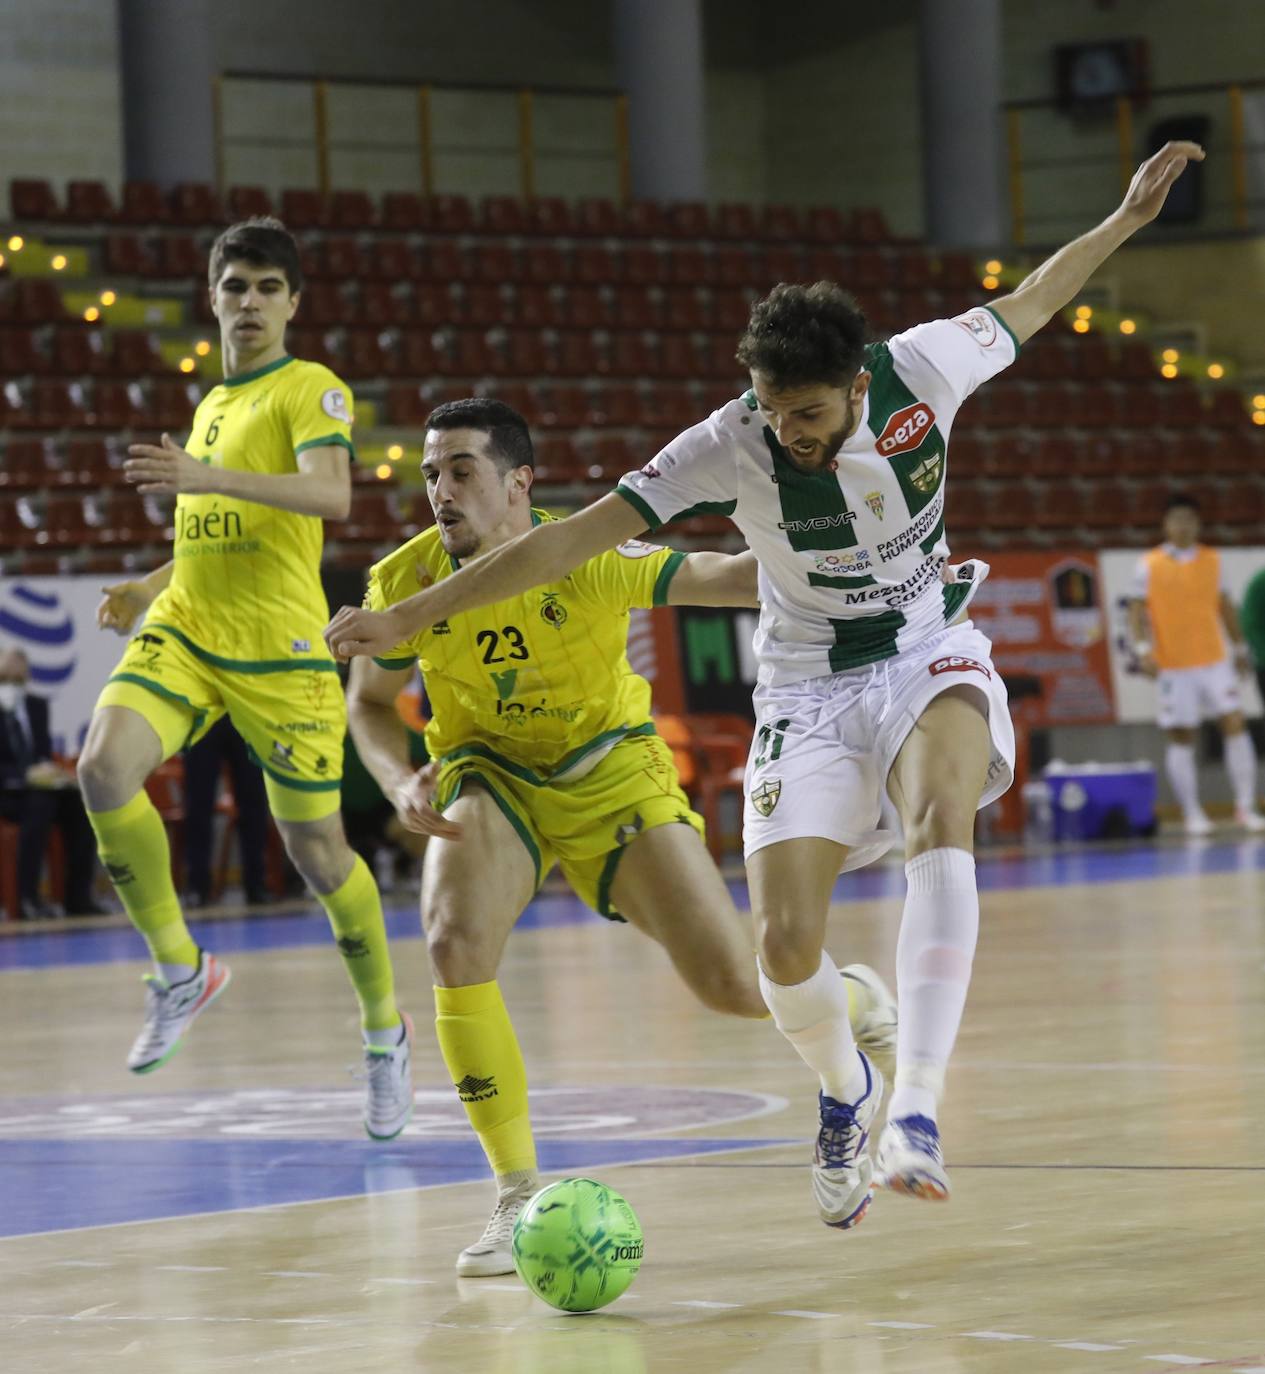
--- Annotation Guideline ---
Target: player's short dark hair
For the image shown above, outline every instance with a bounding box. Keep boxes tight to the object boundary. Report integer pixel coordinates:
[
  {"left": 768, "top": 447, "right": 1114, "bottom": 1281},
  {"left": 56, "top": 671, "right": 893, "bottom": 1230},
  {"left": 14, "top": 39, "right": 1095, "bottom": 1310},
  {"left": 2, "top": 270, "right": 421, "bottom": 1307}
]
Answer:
[
  {"left": 425, "top": 398, "right": 535, "bottom": 473},
  {"left": 1165, "top": 493, "right": 1200, "bottom": 514},
  {"left": 735, "top": 281, "right": 869, "bottom": 391},
  {"left": 208, "top": 216, "right": 302, "bottom": 293}
]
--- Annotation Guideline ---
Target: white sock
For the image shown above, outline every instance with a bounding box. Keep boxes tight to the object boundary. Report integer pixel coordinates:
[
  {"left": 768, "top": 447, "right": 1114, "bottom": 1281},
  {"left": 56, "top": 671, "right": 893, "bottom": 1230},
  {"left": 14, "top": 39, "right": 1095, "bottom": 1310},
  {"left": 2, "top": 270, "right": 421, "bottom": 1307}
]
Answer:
[
  {"left": 758, "top": 952, "right": 866, "bottom": 1103},
  {"left": 889, "top": 848, "right": 979, "bottom": 1123},
  {"left": 1224, "top": 731, "right": 1259, "bottom": 813},
  {"left": 1165, "top": 741, "right": 1201, "bottom": 818}
]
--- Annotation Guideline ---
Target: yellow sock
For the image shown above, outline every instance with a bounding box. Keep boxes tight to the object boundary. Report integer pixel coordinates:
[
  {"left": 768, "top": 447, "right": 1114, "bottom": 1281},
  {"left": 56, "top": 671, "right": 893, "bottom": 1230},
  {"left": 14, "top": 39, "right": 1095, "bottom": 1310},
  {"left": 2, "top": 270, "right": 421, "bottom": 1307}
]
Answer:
[
  {"left": 319, "top": 854, "right": 400, "bottom": 1032},
  {"left": 434, "top": 981, "right": 536, "bottom": 1178},
  {"left": 87, "top": 791, "right": 198, "bottom": 969}
]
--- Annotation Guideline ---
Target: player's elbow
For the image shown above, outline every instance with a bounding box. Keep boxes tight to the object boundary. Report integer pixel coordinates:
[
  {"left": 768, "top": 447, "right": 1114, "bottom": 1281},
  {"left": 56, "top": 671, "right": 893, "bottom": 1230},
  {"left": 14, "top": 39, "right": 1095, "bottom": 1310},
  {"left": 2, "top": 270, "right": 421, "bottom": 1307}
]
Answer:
[{"left": 324, "top": 486, "right": 352, "bottom": 520}]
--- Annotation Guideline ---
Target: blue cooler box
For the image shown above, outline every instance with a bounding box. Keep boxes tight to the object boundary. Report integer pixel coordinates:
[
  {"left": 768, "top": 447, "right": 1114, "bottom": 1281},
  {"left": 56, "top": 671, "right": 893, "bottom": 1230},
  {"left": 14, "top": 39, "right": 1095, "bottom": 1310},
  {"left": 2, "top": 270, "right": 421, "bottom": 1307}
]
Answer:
[{"left": 1044, "top": 762, "right": 1158, "bottom": 841}]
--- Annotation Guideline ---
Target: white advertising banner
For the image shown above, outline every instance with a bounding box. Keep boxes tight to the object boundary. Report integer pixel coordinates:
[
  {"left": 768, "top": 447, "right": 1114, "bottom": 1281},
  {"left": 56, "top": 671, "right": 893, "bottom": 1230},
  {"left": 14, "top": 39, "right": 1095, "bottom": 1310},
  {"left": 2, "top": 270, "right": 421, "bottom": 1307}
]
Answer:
[
  {"left": 0, "top": 576, "right": 127, "bottom": 754},
  {"left": 1099, "top": 547, "right": 1265, "bottom": 724}
]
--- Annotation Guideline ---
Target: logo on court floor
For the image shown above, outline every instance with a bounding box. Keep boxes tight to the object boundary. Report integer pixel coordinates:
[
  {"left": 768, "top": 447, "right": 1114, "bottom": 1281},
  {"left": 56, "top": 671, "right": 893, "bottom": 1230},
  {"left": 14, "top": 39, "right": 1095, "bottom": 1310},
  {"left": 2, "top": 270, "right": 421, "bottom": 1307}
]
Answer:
[
  {"left": 929, "top": 655, "right": 991, "bottom": 680},
  {"left": 454, "top": 1074, "right": 498, "bottom": 1103},
  {"left": 751, "top": 778, "right": 781, "bottom": 816}
]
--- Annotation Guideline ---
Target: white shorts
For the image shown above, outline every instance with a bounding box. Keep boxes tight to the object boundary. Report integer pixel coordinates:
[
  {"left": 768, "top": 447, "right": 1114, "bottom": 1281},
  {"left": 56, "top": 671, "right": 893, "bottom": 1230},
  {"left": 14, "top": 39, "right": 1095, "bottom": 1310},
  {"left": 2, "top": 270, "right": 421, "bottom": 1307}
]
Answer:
[
  {"left": 1156, "top": 658, "right": 1241, "bottom": 730},
  {"left": 742, "top": 622, "right": 1015, "bottom": 873}
]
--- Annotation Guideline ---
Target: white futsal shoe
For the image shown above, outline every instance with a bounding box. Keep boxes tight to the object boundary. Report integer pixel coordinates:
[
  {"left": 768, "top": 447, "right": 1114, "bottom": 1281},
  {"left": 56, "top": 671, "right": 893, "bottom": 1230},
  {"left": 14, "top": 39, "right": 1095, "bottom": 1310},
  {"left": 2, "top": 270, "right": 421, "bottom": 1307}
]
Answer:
[
  {"left": 876, "top": 1113, "right": 951, "bottom": 1201},
  {"left": 362, "top": 1012, "right": 415, "bottom": 1141},
  {"left": 1234, "top": 808, "right": 1265, "bottom": 833},
  {"left": 841, "top": 964, "right": 898, "bottom": 1084},
  {"left": 812, "top": 1051, "right": 883, "bottom": 1230},
  {"left": 1183, "top": 810, "right": 1215, "bottom": 837},
  {"left": 127, "top": 950, "right": 231, "bottom": 1074},
  {"left": 457, "top": 1172, "right": 539, "bottom": 1276}
]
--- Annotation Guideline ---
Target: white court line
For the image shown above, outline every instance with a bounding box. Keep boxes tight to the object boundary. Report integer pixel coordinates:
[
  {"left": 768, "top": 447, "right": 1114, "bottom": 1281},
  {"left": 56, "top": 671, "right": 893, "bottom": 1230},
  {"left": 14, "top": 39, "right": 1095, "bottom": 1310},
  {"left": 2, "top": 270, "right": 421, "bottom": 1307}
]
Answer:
[
  {"left": 774, "top": 1309, "right": 839, "bottom": 1320},
  {"left": 471, "top": 1284, "right": 528, "bottom": 1293},
  {"left": 869, "top": 1321, "right": 936, "bottom": 1330},
  {"left": 156, "top": 1264, "right": 227, "bottom": 1273},
  {"left": 367, "top": 1277, "right": 434, "bottom": 1287},
  {"left": 963, "top": 1331, "right": 1035, "bottom": 1341},
  {"left": 263, "top": 1270, "right": 332, "bottom": 1279},
  {"left": 674, "top": 1300, "right": 743, "bottom": 1310},
  {"left": 1146, "top": 1358, "right": 1214, "bottom": 1366},
  {"left": 1054, "top": 1343, "right": 1124, "bottom": 1352}
]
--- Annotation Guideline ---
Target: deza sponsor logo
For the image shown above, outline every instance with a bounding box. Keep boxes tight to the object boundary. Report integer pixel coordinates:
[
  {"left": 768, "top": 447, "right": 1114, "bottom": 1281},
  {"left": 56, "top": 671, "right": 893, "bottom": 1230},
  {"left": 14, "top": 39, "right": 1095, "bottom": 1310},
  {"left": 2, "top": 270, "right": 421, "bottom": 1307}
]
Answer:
[
  {"left": 929, "top": 655, "right": 991, "bottom": 680},
  {"left": 876, "top": 402, "right": 934, "bottom": 456}
]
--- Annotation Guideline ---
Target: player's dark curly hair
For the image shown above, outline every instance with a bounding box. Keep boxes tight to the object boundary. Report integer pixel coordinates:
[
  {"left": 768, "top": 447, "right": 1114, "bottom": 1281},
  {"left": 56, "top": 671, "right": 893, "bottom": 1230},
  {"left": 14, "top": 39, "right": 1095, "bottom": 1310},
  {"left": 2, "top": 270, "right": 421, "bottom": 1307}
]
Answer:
[
  {"left": 426, "top": 397, "right": 535, "bottom": 473},
  {"left": 208, "top": 216, "right": 302, "bottom": 293},
  {"left": 735, "top": 281, "right": 869, "bottom": 390},
  {"left": 1164, "top": 492, "right": 1199, "bottom": 513}
]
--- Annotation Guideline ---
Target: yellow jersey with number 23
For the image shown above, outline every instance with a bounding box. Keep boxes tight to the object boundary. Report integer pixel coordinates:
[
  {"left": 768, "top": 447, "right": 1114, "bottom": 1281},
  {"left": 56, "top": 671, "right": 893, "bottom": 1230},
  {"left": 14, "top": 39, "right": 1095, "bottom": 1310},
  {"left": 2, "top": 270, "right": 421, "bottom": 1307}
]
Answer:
[
  {"left": 143, "top": 354, "right": 355, "bottom": 666},
  {"left": 367, "top": 512, "right": 685, "bottom": 779}
]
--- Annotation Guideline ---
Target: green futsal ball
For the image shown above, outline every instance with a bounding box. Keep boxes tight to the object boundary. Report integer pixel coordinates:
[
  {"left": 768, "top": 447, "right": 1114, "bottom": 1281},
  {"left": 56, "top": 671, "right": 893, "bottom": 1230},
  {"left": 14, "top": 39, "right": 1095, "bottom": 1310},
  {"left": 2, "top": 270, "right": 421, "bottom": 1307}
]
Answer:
[{"left": 512, "top": 1177, "right": 644, "bottom": 1312}]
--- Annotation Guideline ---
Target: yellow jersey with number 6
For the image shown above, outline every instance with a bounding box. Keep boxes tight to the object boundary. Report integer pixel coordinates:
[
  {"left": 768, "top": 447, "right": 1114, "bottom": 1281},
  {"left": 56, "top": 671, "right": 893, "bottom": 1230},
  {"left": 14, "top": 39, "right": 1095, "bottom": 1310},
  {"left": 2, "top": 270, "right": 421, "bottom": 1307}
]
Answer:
[
  {"left": 143, "top": 355, "right": 355, "bottom": 667},
  {"left": 367, "top": 512, "right": 685, "bottom": 778}
]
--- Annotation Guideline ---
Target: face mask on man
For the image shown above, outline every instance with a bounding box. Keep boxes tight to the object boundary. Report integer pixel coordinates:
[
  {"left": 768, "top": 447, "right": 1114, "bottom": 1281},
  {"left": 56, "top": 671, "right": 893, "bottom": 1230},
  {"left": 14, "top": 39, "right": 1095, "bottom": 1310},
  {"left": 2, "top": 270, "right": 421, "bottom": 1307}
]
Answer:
[{"left": 0, "top": 683, "right": 22, "bottom": 711}]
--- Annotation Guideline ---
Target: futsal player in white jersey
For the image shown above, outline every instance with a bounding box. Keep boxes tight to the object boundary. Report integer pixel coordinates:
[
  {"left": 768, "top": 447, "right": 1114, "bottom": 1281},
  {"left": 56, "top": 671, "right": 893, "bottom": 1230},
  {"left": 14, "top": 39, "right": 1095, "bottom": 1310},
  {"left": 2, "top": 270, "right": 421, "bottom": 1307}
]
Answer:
[{"left": 326, "top": 141, "right": 1204, "bottom": 1230}]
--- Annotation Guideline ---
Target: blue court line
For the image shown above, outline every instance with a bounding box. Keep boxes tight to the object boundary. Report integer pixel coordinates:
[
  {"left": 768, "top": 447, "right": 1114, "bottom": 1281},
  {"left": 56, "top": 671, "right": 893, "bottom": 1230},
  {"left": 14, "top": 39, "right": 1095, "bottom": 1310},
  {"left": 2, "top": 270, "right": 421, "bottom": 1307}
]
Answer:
[
  {"left": 2, "top": 840, "right": 1263, "bottom": 973},
  {"left": 0, "top": 1136, "right": 793, "bottom": 1239}
]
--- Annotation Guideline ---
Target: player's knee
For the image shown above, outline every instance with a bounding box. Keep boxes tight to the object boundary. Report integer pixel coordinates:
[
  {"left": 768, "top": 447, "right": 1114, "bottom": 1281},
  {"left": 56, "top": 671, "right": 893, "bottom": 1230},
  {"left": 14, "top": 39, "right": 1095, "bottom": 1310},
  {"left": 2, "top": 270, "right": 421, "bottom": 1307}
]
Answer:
[
  {"left": 688, "top": 963, "right": 764, "bottom": 1018},
  {"left": 76, "top": 736, "right": 134, "bottom": 811},
  {"left": 902, "top": 795, "right": 975, "bottom": 856},
  {"left": 279, "top": 821, "right": 352, "bottom": 895},
  {"left": 425, "top": 909, "right": 495, "bottom": 985},
  {"left": 757, "top": 916, "right": 822, "bottom": 987}
]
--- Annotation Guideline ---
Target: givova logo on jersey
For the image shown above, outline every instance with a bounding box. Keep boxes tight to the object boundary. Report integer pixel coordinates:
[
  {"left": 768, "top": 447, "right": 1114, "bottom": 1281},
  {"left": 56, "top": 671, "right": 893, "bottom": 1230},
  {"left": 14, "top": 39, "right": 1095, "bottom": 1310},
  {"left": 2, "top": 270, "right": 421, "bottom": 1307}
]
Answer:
[{"left": 876, "top": 402, "right": 935, "bottom": 456}]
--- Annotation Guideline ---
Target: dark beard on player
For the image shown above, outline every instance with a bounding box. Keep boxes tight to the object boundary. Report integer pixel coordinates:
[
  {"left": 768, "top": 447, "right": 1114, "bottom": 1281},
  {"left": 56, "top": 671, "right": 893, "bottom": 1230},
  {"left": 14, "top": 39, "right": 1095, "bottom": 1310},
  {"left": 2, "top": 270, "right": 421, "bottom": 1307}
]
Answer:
[{"left": 781, "top": 413, "right": 852, "bottom": 474}]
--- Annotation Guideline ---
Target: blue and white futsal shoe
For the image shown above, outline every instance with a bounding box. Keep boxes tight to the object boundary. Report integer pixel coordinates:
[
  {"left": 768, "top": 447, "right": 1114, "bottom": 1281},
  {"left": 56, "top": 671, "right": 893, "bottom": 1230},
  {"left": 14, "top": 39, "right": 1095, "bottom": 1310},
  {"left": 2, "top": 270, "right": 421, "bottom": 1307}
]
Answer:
[
  {"left": 811, "top": 1051, "right": 883, "bottom": 1229},
  {"left": 876, "top": 1113, "right": 951, "bottom": 1202}
]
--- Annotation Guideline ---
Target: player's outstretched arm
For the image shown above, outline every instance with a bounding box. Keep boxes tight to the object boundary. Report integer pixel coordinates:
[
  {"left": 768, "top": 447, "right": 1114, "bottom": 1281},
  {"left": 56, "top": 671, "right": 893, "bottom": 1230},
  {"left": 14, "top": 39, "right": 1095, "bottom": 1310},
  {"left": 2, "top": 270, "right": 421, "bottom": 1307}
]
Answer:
[
  {"left": 325, "top": 491, "right": 647, "bottom": 660},
  {"left": 346, "top": 658, "right": 463, "bottom": 839},
  {"left": 989, "top": 141, "right": 1205, "bottom": 346},
  {"left": 667, "top": 551, "right": 759, "bottom": 608},
  {"left": 1219, "top": 592, "right": 1252, "bottom": 672},
  {"left": 96, "top": 560, "right": 174, "bottom": 634},
  {"left": 124, "top": 435, "right": 351, "bottom": 519}
]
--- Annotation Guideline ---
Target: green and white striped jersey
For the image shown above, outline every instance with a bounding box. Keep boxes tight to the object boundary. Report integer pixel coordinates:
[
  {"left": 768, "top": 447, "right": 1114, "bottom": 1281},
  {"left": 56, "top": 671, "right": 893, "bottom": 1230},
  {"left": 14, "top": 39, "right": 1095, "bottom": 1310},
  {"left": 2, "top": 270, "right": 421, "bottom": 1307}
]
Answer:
[{"left": 616, "top": 307, "right": 1019, "bottom": 687}]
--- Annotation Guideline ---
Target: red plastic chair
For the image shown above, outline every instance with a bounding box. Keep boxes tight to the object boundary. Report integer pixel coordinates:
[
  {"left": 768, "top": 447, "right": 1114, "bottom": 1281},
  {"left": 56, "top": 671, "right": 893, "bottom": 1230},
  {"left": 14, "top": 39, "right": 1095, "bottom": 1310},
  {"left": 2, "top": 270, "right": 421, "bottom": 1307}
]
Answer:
[
  {"left": 9, "top": 178, "right": 59, "bottom": 220},
  {"left": 64, "top": 179, "right": 116, "bottom": 223},
  {"left": 118, "top": 181, "right": 170, "bottom": 225}
]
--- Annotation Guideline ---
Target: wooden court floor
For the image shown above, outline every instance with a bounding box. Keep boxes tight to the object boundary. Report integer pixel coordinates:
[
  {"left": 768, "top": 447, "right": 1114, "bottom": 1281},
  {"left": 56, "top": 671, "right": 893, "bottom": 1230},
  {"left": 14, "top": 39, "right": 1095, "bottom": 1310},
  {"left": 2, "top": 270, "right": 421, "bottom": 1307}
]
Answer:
[{"left": 1, "top": 841, "right": 1263, "bottom": 1373}]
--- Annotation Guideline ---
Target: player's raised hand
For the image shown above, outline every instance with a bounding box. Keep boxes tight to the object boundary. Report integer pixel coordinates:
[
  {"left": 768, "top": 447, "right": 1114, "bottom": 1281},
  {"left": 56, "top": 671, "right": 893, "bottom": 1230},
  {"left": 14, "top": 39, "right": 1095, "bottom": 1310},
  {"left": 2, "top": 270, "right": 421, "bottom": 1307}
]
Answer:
[
  {"left": 1118, "top": 140, "right": 1205, "bottom": 226},
  {"left": 124, "top": 433, "right": 212, "bottom": 495},
  {"left": 97, "top": 578, "right": 153, "bottom": 634},
  {"left": 324, "top": 604, "right": 411, "bottom": 660},
  {"left": 390, "top": 762, "right": 463, "bottom": 841}
]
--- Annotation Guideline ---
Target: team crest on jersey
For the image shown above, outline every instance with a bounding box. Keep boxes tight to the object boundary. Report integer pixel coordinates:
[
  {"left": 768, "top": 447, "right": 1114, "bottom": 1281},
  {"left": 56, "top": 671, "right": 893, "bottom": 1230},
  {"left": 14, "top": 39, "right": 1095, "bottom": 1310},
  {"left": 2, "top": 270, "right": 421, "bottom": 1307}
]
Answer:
[
  {"left": 751, "top": 778, "right": 781, "bottom": 817},
  {"left": 954, "top": 309, "right": 999, "bottom": 347},
  {"left": 876, "top": 402, "right": 935, "bottom": 456},
  {"left": 865, "top": 490, "right": 885, "bottom": 519},
  {"left": 270, "top": 740, "right": 299, "bottom": 772},
  {"left": 321, "top": 388, "right": 351, "bottom": 422},
  {"left": 908, "top": 450, "right": 944, "bottom": 495},
  {"left": 540, "top": 593, "right": 568, "bottom": 627}
]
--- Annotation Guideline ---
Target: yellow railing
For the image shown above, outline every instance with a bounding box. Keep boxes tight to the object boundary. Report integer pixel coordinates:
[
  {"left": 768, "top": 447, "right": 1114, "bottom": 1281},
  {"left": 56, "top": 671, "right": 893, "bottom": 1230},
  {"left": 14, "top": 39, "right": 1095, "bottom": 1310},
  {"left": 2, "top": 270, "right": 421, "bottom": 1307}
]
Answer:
[
  {"left": 1004, "top": 78, "right": 1264, "bottom": 245},
  {"left": 213, "top": 72, "right": 630, "bottom": 205}
]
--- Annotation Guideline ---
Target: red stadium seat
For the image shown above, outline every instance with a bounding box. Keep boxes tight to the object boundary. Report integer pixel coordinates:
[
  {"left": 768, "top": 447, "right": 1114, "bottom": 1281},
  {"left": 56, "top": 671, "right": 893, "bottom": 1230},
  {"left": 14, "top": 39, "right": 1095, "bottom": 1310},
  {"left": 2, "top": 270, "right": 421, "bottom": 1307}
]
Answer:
[
  {"left": 805, "top": 206, "right": 848, "bottom": 245},
  {"left": 63, "top": 437, "right": 120, "bottom": 486},
  {"left": 281, "top": 189, "right": 329, "bottom": 230},
  {"left": 520, "top": 196, "right": 567, "bottom": 236},
  {"left": 523, "top": 242, "right": 570, "bottom": 286},
  {"left": 104, "top": 232, "right": 152, "bottom": 277},
  {"left": 419, "top": 240, "right": 468, "bottom": 282},
  {"left": 432, "top": 194, "right": 475, "bottom": 234},
  {"left": 0, "top": 326, "right": 42, "bottom": 376},
  {"left": 714, "top": 203, "right": 759, "bottom": 240},
  {"left": 343, "top": 329, "right": 386, "bottom": 380},
  {"left": 9, "top": 178, "right": 59, "bottom": 221},
  {"left": 664, "top": 289, "right": 711, "bottom": 332},
  {"left": 358, "top": 281, "right": 411, "bottom": 327},
  {"left": 515, "top": 284, "right": 563, "bottom": 328},
  {"left": 760, "top": 205, "right": 802, "bottom": 243},
  {"left": 712, "top": 289, "right": 754, "bottom": 332},
  {"left": 471, "top": 242, "right": 517, "bottom": 283},
  {"left": 666, "top": 202, "right": 711, "bottom": 238},
  {"left": 380, "top": 192, "right": 431, "bottom": 232},
  {"left": 622, "top": 245, "right": 667, "bottom": 286},
  {"left": 763, "top": 246, "right": 805, "bottom": 285},
  {"left": 366, "top": 237, "right": 421, "bottom": 281},
  {"left": 574, "top": 198, "right": 621, "bottom": 237},
  {"left": 169, "top": 182, "right": 223, "bottom": 226},
  {"left": 64, "top": 180, "right": 116, "bottom": 223},
  {"left": 117, "top": 180, "right": 169, "bottom": 225},
  {"left": 714, "top": 245, "right": 757, "bottom": 288},
  {"left": 110, "top": 330, "right": 164, "bottom": 377},
  {"left": 574, "top": 244, "right": 619, "bottom": 285},
  {"left": 0, "top": 438, "right": 55, "bottom": 489},
  {"left": 479, "top": 195, "right": 528, "bottom": 235},
  {"left": 150, "top": 378, "right": 200, "bottom": 430},
  {"left": 611, "top": 285, "right": 662, "bottom": 329},
  {"left": 622, "top": 201, "right": 668, "bottom": 237},
  {"left": 666, "top": 246, "right": 713, "bottom": 287},
  {"left": 226, "top": 186, "right": 273, "bottom": 220},
  {"left": 153, "top": 233, "right": 204, "bottom": 280},
  {"left": 848, "top": 208, "right": 892, "bottom": 244},
  {"left": 329, "top": 190, "right": 377, "bottom": 230}
]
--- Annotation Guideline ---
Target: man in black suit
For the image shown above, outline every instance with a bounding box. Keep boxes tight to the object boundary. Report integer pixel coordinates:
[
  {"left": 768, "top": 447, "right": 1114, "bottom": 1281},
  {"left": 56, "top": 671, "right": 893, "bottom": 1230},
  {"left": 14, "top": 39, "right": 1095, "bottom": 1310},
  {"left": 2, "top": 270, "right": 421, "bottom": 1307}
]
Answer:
[{"left": 0, "top": 647, "right": 103, "bottom": 919}]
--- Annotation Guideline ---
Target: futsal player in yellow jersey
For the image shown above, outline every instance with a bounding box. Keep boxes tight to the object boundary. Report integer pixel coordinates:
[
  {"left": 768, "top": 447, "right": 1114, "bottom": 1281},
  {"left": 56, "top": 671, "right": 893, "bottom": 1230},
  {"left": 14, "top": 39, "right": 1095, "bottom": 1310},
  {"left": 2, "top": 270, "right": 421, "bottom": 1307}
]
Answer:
[
  {"left": 344, "top": 399, "right": 898, "bottom": 1275},
  {"left": 1127, "top": 493, "right": 1263, "bottom": 835},
  {"left": 78, "top": 218, "right": 413, "bottom": 1139}
]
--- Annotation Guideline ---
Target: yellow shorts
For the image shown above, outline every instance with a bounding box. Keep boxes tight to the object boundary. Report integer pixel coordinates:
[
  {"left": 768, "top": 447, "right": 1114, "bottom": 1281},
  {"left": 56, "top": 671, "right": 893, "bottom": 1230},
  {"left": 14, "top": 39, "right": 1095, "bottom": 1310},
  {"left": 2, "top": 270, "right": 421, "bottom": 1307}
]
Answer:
[
  {"left": 96, "top": 622, "right": 344, "bottom": 822},
  {"left": 432, "top": 727, "right": 705, "bottom": 920}
]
